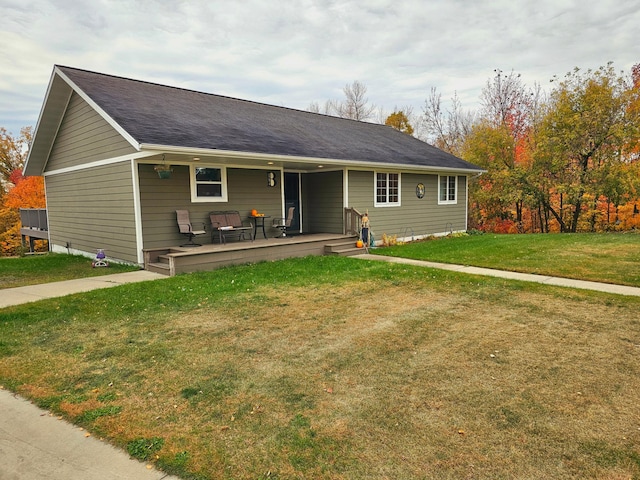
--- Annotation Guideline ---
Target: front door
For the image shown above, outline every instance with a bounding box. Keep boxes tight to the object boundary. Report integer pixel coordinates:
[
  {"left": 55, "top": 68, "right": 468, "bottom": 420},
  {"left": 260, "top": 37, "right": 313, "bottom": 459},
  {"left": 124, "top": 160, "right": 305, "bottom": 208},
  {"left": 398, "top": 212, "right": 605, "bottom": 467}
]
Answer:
[{"left": 284, "top": 172, "right": 301, "bottom": 234}]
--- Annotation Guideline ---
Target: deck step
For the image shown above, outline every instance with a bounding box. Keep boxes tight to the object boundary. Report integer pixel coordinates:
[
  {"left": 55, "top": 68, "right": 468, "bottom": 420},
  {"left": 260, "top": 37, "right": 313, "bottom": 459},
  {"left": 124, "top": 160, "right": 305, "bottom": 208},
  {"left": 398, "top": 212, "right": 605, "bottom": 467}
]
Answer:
[
  {"left": 146, "top": 262, "right": 171, "bottom": 275},
  {"left": 329, "top": 247, "right": 367, "bottom": 257},
  {"left": 324, "top": 239, "right": 367, "bottom": 256},
  {"left": 157, "top": 254, "right": 171, "bottom": 264}
]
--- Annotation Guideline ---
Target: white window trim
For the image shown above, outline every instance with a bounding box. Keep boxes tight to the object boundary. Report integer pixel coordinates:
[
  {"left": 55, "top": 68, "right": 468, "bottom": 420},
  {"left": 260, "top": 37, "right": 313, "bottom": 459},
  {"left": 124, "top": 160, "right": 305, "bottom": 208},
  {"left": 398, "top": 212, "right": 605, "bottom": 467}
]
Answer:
[
  {"left": 438, "top": 175, "right": 458, "bottom": 205},
  {"left": 190, "top": 164, "right": 228, "bottom": 203},
  {"left": 374, "top": 171, "right": 401, "bottom": 207}
]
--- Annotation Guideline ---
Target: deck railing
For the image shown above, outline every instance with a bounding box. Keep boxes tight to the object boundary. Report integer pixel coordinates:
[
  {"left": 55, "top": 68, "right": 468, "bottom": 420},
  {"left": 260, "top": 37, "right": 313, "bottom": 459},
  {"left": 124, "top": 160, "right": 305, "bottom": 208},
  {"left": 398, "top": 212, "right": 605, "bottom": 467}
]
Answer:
[
  {"left": 20, "top": 208, "right": 48, "bottom": 232},
  {"left": 344, "top": 207, "right": 364, "bottom": 236},
  {"left": 19, "top": 208, "right": 49, "bottom": 252}
]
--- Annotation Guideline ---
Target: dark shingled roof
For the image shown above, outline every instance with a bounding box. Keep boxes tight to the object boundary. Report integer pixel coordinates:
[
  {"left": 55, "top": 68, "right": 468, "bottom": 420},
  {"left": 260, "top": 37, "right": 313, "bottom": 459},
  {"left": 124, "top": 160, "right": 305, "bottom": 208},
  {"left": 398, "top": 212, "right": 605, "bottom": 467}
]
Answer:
[{"left": 57, "top": 66, "right": 482, "bottom": 171}]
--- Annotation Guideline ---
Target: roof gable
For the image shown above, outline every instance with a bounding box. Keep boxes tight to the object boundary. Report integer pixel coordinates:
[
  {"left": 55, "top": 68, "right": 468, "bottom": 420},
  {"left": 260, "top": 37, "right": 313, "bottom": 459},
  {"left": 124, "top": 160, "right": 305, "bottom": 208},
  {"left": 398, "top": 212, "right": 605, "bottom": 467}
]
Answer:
[{"left": 27, "top": 65, "right": 483, "bottom": 174}]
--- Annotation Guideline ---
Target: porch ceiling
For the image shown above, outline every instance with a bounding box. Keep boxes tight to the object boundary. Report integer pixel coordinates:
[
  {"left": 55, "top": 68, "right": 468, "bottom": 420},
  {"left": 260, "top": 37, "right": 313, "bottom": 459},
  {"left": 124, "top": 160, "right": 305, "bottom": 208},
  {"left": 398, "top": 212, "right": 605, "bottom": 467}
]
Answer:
[
  {"left": 141, "top": 151, "right": 343, "bottom": 173},
  {"left": 140, "top": 149, "right": 482, "bottom": 175}
]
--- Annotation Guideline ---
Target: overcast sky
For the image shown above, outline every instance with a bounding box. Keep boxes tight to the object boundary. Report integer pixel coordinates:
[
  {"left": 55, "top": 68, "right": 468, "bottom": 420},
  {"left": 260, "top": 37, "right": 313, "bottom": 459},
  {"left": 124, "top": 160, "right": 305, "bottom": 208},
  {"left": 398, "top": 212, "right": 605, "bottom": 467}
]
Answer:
[{"left": 1, "top": 0, "right": 638, "bottom": 138}]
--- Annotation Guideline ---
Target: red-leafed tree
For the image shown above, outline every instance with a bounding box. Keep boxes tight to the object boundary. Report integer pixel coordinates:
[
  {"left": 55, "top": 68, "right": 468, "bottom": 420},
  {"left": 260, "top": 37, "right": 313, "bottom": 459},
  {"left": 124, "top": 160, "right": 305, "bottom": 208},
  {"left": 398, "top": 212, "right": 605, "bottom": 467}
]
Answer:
[
  {"left": 0, "top": 170, "right": 46, "bottom": 256},
  {"left": 0, "top": 126, "right": 47, "bottom": 255},
  {"left": 462, "top": 70, "right": 541, "bottom": 231}
]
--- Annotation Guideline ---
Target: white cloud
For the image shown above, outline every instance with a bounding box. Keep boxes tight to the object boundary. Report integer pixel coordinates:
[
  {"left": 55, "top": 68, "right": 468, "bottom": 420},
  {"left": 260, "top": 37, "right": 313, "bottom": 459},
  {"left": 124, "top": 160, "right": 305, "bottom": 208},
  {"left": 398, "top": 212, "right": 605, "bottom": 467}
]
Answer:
[{"left": 0, "top": 0, "right": 638, "bottom": 136}]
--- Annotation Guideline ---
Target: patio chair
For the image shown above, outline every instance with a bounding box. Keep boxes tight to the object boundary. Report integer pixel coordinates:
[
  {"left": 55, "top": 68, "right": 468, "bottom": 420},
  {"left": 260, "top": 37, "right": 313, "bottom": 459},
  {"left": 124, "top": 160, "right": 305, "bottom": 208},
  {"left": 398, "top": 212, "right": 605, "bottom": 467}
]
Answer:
[
  {"left": 176, "top": 210, "right": 206, "bottom": 247},
  {"left": 273, "top": 206, "right": 295, "bottom": 237},
  {"left": 209, "top": 211, "right": 253, "bottom": 244}
]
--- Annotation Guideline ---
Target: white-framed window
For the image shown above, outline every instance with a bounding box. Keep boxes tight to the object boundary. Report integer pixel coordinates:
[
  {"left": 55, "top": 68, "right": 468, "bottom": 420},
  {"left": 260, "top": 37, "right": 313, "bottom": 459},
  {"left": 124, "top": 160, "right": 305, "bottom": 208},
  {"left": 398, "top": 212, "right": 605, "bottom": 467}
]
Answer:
[
  {"left": 375, "top": 172, "right": 401, "bottom": 206},
  {"left": 190, "top": 165, "right": 228, "bottom": 203},
  {"left": 438, "top": 175, "right": 457, "bottom": 204}
]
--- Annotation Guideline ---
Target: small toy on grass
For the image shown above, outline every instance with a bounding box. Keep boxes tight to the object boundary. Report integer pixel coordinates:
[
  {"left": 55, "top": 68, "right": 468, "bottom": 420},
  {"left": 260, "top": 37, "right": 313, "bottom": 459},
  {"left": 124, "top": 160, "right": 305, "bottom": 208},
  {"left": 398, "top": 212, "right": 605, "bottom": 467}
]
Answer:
[{"left": 92, "top": 249, "right": 109, "bottom": 268}]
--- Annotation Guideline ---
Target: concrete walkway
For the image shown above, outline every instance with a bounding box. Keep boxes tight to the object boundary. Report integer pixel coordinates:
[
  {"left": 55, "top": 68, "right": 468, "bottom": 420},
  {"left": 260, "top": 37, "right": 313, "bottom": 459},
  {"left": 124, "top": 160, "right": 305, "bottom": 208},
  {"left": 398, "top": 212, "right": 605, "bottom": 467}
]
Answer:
[
  {"left": 0, "top": 270, "right": 166, "bottom": 308},
  {"left": 357, "top": 254, "right": 640, "bottom": 297},
  {"left": 0, "top": 270, "right": 177, "bottom": 480},
  {"left": 0, "top": 388, "right": 179, "bottom": 480}
]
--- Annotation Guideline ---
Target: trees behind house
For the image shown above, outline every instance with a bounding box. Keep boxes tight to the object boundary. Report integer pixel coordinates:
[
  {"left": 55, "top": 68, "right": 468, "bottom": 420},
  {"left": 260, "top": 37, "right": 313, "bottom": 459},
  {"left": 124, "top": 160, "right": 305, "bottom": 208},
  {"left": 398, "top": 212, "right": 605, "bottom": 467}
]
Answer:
[
  {"left": 0, "top": 127, "right": 46, "bottom": 255},
  {"left": 526, "top": 64, "right": 640, "bottom": 232},
  {"left": 309, "top": 80, "right": 376, "bottom": 121},
  {"left": 1, "top": 127, "right": 31, "bottom": 194},
  {"left": 385, "top": 110, "right": 414, "bottom": 135},
  {"left": 424, "top": 63, "right": 640, "bottom": 233}
]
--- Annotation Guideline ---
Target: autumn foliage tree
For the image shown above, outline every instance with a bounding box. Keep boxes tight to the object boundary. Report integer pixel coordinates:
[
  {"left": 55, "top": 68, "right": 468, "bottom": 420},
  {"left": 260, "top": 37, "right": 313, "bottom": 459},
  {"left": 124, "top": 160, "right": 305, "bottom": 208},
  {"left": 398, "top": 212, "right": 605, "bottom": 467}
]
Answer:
[
  {"left": 460, "top": 70, "right": 540, "bottom": 231},
  {"left": 1, "top": 127, "right": 31, "bottom": 192},
  {"left": 427, "top": 63, "right": 640, "bottom": 233},
  {"left": 0, "top": 127, "right": 46, "bottom": 255},
  {"left": 528, "top": 63, "right": 640, "bottom": 232},
  {"left": 385, "top": 110, "right": 414, "bottom": 135}
]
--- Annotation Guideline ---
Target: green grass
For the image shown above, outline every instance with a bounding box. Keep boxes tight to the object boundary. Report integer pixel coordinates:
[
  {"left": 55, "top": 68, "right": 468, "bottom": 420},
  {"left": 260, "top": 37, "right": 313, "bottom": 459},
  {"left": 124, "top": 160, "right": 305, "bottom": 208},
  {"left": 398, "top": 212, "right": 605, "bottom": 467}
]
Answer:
[
  {"left": 1, "top": 255, "right": 639, "bottom": 479},
  {"left": 374, "top": 232, "right": 640, "bottom": 287},
  {"left": 0, "top": 253, "right": 140, "bottom": 289}
]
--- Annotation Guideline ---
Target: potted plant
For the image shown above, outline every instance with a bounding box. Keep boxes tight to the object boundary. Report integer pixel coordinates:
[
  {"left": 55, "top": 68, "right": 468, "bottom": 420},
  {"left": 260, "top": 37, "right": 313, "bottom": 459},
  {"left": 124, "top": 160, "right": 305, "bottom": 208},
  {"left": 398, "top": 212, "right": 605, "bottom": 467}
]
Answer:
[{"left": 154, "top": 163, "right": 173, "bottom": 179}]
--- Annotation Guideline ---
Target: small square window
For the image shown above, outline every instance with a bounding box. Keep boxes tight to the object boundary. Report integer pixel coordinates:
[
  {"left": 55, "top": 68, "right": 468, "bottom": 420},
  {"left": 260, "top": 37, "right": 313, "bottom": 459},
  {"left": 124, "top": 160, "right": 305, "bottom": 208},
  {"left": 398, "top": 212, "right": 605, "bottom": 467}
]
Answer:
[{"left": 191, "top": 165, "right": 228, "bottom": 202}]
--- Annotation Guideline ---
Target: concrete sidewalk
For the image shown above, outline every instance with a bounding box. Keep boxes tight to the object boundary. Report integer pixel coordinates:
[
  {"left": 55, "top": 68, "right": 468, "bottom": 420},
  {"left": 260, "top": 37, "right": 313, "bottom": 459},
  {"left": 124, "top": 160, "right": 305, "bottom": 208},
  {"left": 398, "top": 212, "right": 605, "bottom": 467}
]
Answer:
[
  {"left": 1, "top": 270, "right": 176, "bottom": 479},
  {"left": 0, "top": 388, "right": 179, "bottom": 480},
  {"left": 357, "top": 254, "right": 640, "bottom": 297},
  {"left": 0, "top": 270, "right": 167, "bottom": 308}
]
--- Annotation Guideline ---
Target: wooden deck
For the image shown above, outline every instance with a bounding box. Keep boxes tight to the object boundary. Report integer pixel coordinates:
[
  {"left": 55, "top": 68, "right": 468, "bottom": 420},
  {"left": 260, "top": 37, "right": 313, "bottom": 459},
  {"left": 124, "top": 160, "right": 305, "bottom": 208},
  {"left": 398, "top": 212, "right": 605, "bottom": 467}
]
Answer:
[{"left": 144, "top": 233, "right": 363, "bottom": 276}]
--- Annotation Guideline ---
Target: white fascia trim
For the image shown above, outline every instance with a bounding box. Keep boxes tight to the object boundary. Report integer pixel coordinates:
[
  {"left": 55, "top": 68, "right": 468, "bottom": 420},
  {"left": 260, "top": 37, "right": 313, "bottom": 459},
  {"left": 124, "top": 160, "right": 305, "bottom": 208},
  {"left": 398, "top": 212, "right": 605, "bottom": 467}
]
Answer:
[
  {"left": 343, "top": 168, "right": 349, "bottom": 208},
  {"left": 43, "top": 151, "right": 156, "bottom": 176},
  {"left": 279, "top": 170, "right": 285, "bottom": 217},
  {"left": 25, "top": 70, "right": 72, "bottom": 171},
  {"left": 54, "top": 66, "right": 141, "bottom": 150},
  {"left": 465, "top": 174, "right": 470, "bottom": 229},
  {"left": 140, "top": 143, "right": 485, "bottom": 175},
  {"left": 131, "top": 158, "right": 145, "bottom": 264},
  {"left": 27, "top": 69, "right": 58, "bottom": 156},
  {"left": 297, "top": 172, "right": 303, "bottom": 233}
]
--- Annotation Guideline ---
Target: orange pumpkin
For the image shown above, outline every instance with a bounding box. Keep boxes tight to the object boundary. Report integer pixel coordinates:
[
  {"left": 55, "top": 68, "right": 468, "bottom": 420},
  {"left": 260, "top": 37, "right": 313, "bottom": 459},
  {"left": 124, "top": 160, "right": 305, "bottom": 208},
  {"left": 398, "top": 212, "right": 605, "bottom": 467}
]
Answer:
[
  {"left": 251, "top": 209, "right": 258, "bottom": 216},
  {"left": 356, "top": 240, "right": 364, "bottom": 248}
]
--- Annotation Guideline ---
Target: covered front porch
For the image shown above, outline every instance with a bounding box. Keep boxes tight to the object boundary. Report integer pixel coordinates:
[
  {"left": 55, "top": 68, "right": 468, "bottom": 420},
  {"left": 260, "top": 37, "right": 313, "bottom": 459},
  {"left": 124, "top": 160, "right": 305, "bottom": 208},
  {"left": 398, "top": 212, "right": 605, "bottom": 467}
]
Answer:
[{"left": 143, "top": 233, "right": 363, "bottom": 276}]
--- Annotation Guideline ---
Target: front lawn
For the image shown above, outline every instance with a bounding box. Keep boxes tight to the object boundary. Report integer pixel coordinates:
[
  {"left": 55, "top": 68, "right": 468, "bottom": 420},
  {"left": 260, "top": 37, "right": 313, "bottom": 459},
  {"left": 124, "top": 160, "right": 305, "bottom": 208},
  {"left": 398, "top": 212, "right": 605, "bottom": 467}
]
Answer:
[
  {"left": 374, "top": 232, "right": 640, "bottom": 287},
  {"left": 1, "top": 256, "right": 639, "bottom": 479},
  {"left": 0, "top": 253, "right": 140, "bottom": 289}
]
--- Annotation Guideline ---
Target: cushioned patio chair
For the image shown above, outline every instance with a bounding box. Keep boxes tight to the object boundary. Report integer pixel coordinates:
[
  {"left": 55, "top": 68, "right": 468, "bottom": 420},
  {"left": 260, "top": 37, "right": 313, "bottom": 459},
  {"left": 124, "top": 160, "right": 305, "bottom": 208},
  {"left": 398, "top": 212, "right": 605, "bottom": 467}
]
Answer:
[
  {"left": 176, "top": 210, "right": 206, "bottom": 247},
  {"left": 272, "top": 206, "right": 295, "bottom": 237}
]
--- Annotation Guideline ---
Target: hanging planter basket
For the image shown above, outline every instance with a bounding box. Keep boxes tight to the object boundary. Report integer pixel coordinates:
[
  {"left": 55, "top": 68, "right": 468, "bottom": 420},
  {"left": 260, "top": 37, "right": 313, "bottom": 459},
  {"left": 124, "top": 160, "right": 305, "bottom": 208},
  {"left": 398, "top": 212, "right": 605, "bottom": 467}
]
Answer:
[{"left": 154, "top": 164, "right": 173, "bottom": 179}]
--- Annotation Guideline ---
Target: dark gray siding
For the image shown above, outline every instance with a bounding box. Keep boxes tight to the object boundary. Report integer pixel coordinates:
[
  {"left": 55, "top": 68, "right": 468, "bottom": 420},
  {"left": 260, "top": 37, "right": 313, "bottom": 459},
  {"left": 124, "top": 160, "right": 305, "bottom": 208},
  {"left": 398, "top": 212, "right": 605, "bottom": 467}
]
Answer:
[
  {"left": 46, "top": 161, "right": 138, "bottom": 263},
  {"left": 302, "top": 170, "right": 344, "bottom": 234},
  {"left": 348, "top": 170, "right": 468, "bottom": 239},
  {"left": 139, "top": 165, "right": 283, "bottom": 247},
  {"left": 46, "top": 92, "right": 136, "bottom": 171}
]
